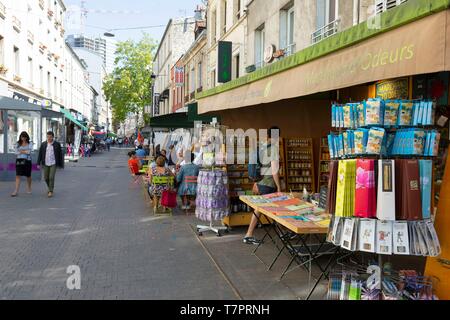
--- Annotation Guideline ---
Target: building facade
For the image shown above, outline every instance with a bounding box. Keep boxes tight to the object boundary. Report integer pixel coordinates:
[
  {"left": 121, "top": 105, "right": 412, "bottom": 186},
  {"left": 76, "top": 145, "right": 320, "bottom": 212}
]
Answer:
[
  {"left": 0, "top": 0, "right": 67, "bottom": 110},
  {"left": 66, "top": 34, "right": 117, "bottom": 74},
  {"left": 153, "top": 17, "right": 196, "bottom": 117}
]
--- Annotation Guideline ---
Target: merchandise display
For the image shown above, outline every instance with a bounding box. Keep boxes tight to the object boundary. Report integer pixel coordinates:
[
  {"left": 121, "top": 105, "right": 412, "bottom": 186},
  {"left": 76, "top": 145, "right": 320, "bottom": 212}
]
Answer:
[
  {"left": 195, "top": 169, "right": 230, "bottom": 222},
  {"left": 285, "top": 138, "right": 315, "bottom": 193},
  {"left": 326, "top": 96, "right": 441, "bottom": 257},
  {"left": 318, "top": 137, "right": 331, "bottom": 192}
]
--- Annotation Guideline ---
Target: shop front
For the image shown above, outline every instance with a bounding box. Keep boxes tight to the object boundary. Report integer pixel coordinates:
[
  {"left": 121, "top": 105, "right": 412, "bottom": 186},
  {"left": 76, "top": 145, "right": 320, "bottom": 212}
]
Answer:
[
  {"left": 197, "top": 3, "right": 450, "bottom": 298},
  {"left": 0, "top": 97, "right": 64, "bottom": 181}
]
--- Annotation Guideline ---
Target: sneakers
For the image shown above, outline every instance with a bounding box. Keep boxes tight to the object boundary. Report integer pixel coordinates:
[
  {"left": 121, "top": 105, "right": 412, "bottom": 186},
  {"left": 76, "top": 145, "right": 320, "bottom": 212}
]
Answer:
[{"left": 243, "top": 237, "right": 263, "bottom": 245}]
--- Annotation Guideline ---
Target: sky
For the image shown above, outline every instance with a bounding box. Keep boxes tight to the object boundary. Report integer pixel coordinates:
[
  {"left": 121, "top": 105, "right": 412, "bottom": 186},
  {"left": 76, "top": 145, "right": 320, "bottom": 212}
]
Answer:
[{"left": 64, "top": 0, "right": 202, "bottom": 43}]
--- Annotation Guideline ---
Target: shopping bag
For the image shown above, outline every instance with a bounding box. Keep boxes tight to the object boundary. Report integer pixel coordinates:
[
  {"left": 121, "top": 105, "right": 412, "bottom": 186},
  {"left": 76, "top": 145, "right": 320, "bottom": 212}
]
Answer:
[{"left": 161, "top": 189, "right": 177, "bottom": 208}]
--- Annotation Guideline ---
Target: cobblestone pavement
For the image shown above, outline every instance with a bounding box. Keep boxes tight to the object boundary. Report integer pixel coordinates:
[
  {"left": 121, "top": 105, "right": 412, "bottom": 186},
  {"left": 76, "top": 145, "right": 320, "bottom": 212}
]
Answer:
[{"left": 0, "top": 148, "right": 237, "bottom": 300}]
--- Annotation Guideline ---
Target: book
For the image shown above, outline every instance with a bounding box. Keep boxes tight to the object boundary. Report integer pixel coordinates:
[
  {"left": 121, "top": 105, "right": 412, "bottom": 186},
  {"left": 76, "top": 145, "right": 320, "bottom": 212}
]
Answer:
[
  {"left": 341, "top": 218, "right": 356, "bottom": 251},
  {"left": 395, "top": 159, "right": 422, "bottom": 220}
]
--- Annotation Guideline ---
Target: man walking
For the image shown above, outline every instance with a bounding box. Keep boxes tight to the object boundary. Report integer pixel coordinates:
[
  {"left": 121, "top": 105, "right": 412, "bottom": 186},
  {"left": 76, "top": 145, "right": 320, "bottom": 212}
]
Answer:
[{"left": 37, "top": 131, "right": 64, "bottom": 198}]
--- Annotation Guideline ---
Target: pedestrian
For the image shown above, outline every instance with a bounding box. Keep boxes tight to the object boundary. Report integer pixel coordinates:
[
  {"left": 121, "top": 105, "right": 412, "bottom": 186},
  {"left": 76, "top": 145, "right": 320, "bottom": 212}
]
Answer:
[
  {"left": 136, "top": 145, "right": 146, "bottom": 165},
  {"left": 106, "top": 137, "right": 111, "bottom": 152},
  {"left": 176, "top": 153, "right": 200, "bottom": 210},
  {"left": 37, "top": 131, "right": 64, "bottom": 198},
  {"left": 243, "top": 126, "right": 282, "bottom": 245},
  {"left": 11, "top": 131, "right": 33, "bottom": 197}
]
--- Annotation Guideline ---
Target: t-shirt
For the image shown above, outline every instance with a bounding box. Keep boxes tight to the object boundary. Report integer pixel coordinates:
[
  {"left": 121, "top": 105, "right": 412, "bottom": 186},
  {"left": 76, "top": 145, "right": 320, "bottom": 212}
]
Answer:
[
  {"left": 128, "top": 158, "right": 140, "bottom": 174},
  {"left": 258, "top": 143, "right": 278, "bottom": 189},
  {"left": 136, "top": 149, "right": 146, "bottom": 158}
]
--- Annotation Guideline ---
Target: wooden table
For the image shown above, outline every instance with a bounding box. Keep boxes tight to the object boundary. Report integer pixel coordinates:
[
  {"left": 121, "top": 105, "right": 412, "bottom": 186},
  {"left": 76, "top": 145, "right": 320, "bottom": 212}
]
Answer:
[{"left": 239, "top": 194, "right": 339, "bottom": 300}]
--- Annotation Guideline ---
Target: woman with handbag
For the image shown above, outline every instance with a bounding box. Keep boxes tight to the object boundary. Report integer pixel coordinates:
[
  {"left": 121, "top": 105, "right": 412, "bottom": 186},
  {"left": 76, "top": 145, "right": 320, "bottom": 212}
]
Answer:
[
  {"left": 148, "top": 156, "right": 175, "bottom": 211},
  {"left": 11, "top": 131, "right": 33, "bottom": 197}
]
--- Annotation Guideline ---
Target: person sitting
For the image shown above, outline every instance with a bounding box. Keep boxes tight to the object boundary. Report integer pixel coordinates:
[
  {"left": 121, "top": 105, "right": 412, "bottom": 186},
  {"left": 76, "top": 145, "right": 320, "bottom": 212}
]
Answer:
[
  {"left": 136, "top": 145, "right": 147, "bottom": 165},
  {"left": 128, "top": 151, "right": 143, "bottom": 176},
  {"left": 176, "top": 153, "right": 200, "bottom": 210},
  {"left": 148, "top": 156, "right": 174, "bottom": 210}
]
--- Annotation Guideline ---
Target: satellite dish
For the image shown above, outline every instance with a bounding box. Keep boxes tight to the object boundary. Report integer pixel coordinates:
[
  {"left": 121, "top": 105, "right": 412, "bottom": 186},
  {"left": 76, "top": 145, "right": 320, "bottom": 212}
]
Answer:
[{"left": 264, "top": 44, "right": 276, "bottom": 64}]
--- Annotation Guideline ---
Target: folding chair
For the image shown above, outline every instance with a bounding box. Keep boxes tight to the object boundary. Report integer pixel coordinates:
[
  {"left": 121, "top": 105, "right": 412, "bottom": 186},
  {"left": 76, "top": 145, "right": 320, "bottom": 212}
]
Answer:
[
  {"left": 150, "top": 175, "right": 175, "bottom": 216},
  {"left": 182, "top": 175, "right": 198, "bottom": 215}
]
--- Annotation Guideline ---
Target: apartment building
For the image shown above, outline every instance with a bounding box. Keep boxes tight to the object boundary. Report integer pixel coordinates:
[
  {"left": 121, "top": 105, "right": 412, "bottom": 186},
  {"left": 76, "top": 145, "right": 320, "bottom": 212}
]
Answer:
[
  {"left": 0, "top": 0, "right": 67, "bottom": 110},
  {"left": 153, "top": 17, "right": 196, "bottom": 117},
  {"left": 205, "top": 0, "right": 248, "bottom": 89}
]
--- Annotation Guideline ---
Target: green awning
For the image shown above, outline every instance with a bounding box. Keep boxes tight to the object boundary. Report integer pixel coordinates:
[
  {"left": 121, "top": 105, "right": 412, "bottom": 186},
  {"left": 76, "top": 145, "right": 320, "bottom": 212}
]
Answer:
[
  {"left": 150, "top": 112, "right": 194, "bottom": 129},
  {"left": 187, "top": 102, "right": 220, "bottom": 122},
  {"left": 60, "top": 108, "right": 88, "bottom": 131},
  {"left": 108, "top": 132, "right": 117, "bottom": 138}
]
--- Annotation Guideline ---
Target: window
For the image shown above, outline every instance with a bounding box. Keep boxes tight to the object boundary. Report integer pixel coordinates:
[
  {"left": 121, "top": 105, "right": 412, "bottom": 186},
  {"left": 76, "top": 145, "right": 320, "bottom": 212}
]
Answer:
[
  {"left": 255, "top": 24, "right": 265, "bottom": 69},
  {"left": 197, "top": 61, "right": 202, "bottom": 90},
  {"left": 221, "top": 1, "right": 227, "bottom": 35},
  {"left": 28, "top": 57, "right": 33, "bottom": 85},
  {"left": 7, "top": 110, "right": 40, "bottom": 153},
  {"left": 280, "top": 4, "right": 295, "bottom": 56},
  {"left": 39, "top": 66, "right": 43, "bottom": 91},
  {"left": 211, "top": 9, "right": 217, "bottom": 43},
  {"left": 13, "top": 46, "right": 20, "bottom": 76},
  {"left": 0, "top": 36, "right": 4, "bottom": 65},
  {"left": 190, "top": 65, "right": 195, "bottom": 93},
  {"left": 47, "top": 71, "right": 51, "bottom": 96},
  {"left": 313, "top": 0, "right": 339, "bottom": 43},
  {"left": 211, "top": 69, "right": 216, "bottom": 88},
  {"left": 233, "top": 54, "right": 240, "bottom": 79},
  {"left": 234, "top": 0, "right": 242, "bottom": 22}
]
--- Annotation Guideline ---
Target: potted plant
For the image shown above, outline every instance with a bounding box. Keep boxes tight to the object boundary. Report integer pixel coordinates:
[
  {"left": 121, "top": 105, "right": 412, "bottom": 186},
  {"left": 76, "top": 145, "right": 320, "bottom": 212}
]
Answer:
[
  {"left": 0, "top": 64, "right": 8, "bottom": 75},
  {"left": 245, "top": 64, "right": 256, "bottom": 73}
]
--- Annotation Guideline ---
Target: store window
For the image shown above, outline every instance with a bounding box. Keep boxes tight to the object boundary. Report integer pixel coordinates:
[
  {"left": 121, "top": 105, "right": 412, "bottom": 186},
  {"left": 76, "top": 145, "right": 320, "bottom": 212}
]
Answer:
[
  {"left": 7, "top": 110, "right": 40, "bottom": 153},
  {"left": 42, "top": 117, "right": 63, "bottom": 143},
  {"left": 313, "top": 0, "right": 339, "bottom": 43}
]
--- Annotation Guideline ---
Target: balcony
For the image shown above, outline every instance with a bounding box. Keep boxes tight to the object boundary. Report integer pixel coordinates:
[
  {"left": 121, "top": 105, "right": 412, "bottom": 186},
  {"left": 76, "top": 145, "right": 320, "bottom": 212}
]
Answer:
[
  {"left": 375, "top": 0, "right": 408, "bottom": 14},
  {"left": 39, "top": 0, "right": 44, "bottom": 10},
  {"left": 0, "top": 2, "right": 6, "bottom": 19},
  {"left": 311, "top": 19, "right": 340, "bottom": 44},
  {"left": 27, "top": 31, "right": 34, "bottom": 44},
  {"left": 12, "top": 16, "right": 21, "bottom": 32}
]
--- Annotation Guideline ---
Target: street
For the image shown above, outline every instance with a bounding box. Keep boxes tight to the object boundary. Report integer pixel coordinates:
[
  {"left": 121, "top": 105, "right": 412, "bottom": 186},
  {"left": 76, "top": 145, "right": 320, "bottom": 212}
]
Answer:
[{"left": 0, "top": 148, "right": 326, "bottom": 300}]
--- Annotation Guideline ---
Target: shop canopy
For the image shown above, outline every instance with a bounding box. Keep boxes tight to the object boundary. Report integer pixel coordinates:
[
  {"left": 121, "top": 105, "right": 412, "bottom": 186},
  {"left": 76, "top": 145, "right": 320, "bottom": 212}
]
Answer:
[
  {"left": 197, "top": 0, "right": 450, "bottom": 114},
  {"left": 107, "top": 132, "right": 117, "bottom": 138},
  {"left": 150, "top": 112, "right": 194, "bottom": 129},
  {"left": 60, "top": 108, "right": 88, "bottom": 131},
  {"left": 187, "top": 102, "right": 219, "bottom": 123}
]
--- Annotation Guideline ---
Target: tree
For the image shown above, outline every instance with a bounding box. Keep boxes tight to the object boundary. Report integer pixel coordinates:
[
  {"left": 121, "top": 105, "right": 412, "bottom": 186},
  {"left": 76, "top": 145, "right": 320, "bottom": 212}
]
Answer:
[{"left": 103, "top": 34, "right": 157, "bottom": 125}]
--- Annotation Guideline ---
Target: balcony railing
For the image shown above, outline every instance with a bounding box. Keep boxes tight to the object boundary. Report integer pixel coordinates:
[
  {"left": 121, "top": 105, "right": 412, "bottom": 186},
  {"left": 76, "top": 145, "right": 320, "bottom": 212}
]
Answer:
[
  {"left": 27, "top": 31, "right": 34, "bottom": 44},
  {"left": 283, "top": 43, "right": 296, "bottom": 57},
  {"left": 12, "top": 16, "right": 21, "bottom": 32},
  {"left": 375, "top": 0, "right": 408, "bottom": 14},
  {"left": 311, "top": 19, "right": 340, "bottom": 44},
  {"left": 0, "top": 2, "right": 6, "bottom": 19},
  {"left": 39, "top": 0, "right": 44, "bottom": 10}
]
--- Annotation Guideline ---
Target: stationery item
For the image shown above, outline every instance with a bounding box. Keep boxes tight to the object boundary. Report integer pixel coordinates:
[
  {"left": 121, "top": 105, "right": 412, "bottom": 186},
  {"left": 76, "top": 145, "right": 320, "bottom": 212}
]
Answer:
[
  {"left": 366, "top": 127, "right": 385, "bottom": 155},
  {"left": 348, "top": 278, "right": 362, "bottom": 300},
  {"left": 332, "top": 105, "right": 337, "bottom": 128},
  {"left": 354, "top": 129, "right": 368, "bottom": 155},
  {"left": 328, "top": 134, "right": 336, "bottom": 159},
  {"left": 343, "top": 104, "right": 352, "bottom": 128},
  {"left": 355, "top": 159, "right": 376, "bottom": 218},
  {"left": 365, "top": 99, "right": 384, "bottom": 126},
  {"left": 395, "top": 159, "right": 422, "bottom": 221},
  {"left": 376, "top": 220, "right": 393, "bottom": 255},
  {"left": 341, "top": 218, "right": 356, "bottom": 251},
  {"left": 358, "top": 219, "right": 376, "bottom": 253},
  {"left": 384, "top": 100, "right": 400, "bottom": 126},
  {"left": 376, "top": 160, "right": 396, "bottom": 221},
  {"left": 357, "top": 103, "right": 365, "bottom": 127},
  {"left": 326, "top": 160, "right": 339, "bottom": 214},
  {"left": 393, "top": 221, "right": 410, "bottom": 255},
  {"left": 398, "top": 100, "right": 414, "bottom": 126},
  {"left": 425, "top": 220, "right": 441, "bottom": 257},
  {"left": 335, "top": 160, "right": 356, "bottom": 217},
  {"left": 419, "top": 160, "right": 432, "bottom": 219}
]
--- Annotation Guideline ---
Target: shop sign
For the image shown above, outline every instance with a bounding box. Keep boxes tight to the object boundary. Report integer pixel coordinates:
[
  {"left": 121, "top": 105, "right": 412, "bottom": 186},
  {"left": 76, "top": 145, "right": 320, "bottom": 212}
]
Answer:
[
  {"left": 175, "top": 67, "right": 184, "bottom": 87},
  {"left": 376, "top": 78, "right": 409, "bottom": 100},
  {"left": 218, "top": 41, "right": 232, "bottom": 83}
]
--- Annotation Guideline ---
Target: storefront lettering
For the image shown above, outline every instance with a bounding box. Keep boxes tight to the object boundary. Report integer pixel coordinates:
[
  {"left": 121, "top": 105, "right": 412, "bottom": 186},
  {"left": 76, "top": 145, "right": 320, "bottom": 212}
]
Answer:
[{"left": 361, "top": 45, "right": 415, "bottom": 71}]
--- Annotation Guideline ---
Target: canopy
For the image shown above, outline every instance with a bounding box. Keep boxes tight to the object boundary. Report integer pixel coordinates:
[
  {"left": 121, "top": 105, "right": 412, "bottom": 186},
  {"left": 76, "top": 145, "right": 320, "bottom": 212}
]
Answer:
[
  {"left": 107, "top": 132, "right": 117, "bottom": 138},
  {"left": 150, "top": 112, "right": 194, "bottom": 129},
  {"left": 60, "top": 108, "right": 88, "bottom": 131}
]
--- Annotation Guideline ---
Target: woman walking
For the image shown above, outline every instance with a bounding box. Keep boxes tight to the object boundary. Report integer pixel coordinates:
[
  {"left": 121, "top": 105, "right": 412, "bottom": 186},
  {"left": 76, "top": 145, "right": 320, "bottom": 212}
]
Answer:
[{"left": 11, "top": 131, "right": 33, "bottom": 197}]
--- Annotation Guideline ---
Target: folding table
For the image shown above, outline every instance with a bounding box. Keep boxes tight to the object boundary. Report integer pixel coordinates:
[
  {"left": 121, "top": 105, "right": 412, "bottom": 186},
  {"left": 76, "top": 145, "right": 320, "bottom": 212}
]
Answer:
[{"left": 240, "top": 195, "right": 340, "bottom": 300}]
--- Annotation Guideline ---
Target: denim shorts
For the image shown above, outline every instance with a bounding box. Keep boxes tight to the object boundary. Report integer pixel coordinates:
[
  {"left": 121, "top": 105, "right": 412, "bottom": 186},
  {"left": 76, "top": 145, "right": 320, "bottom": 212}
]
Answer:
[{"left": 256, "top": 184, "right": 277, "bottom": 195}]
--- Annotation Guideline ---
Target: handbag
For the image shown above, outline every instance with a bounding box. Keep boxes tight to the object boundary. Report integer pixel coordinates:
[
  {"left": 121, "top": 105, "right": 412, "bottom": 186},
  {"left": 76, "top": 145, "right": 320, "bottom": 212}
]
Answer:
[{"left": 161, "top": 189, "right": 177, "bottom": 208}]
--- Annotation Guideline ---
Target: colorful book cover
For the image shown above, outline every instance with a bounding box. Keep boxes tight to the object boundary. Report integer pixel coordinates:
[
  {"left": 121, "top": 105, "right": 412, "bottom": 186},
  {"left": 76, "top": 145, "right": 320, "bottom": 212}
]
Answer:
[
  {"left": 365, "top": 99, "right": 383, "bottom": 126},
  {"left": 398, "top": 101, "right": 414, "bottom": 126},
  {"left": 376, "top": 160, "right": 396, "bottom": 221},
  {"left": 419, "top": 160, "right": 432, "bottom": 219},
  {"left": 384, "top": 100, "right": 400, "bottom": 127},
  {"left": 366, "top": 128, "right": 385, "bottom": 155}
]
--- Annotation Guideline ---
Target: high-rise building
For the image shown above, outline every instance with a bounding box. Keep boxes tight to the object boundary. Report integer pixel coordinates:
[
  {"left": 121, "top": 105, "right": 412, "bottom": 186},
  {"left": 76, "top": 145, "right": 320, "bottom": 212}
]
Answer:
[{"left": 66, "top": 34, "right": 116, "bottom": 74}]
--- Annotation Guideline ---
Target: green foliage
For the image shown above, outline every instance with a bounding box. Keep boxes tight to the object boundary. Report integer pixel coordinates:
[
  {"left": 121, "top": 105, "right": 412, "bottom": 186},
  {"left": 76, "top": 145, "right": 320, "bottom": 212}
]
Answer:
[{"left": 104, "top": 34, "right": 157, "bottom": 123}]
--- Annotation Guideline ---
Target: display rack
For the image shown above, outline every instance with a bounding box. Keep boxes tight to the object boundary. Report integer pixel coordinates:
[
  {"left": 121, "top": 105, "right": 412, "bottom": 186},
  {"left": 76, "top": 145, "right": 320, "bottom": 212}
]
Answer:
[
  {"left": 318, "top": 136, "right": 330, "bottom": 192},
  {"left": 284, "top": 138, "right": 315, "bottom": 193}
]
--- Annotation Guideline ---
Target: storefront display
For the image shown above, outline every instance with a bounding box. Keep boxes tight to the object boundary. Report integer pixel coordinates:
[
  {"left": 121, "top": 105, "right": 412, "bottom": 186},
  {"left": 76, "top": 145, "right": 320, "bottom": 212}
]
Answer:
[{"left": 285, "top": 138, "right": 315, "bottom": 193}]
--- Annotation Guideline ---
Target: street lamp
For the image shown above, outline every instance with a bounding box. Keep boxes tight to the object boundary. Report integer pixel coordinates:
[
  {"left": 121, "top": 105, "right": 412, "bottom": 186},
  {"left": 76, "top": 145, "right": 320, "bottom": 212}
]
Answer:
[{"left": 104, "top": 31, "right": 115, "bottom": 38}]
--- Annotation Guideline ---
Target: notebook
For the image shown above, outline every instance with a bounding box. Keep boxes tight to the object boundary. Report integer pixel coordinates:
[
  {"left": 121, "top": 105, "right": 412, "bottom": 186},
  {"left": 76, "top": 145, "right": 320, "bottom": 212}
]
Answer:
[
  {"left": 326, "top": 160, "right": 339, "bottom": 214},
  {"left": 358, "top": 219, "right": 376, "bottom": 253},
  {"left": 355, "top": 159, "right": 376, "bottom": 218},
  {"left": 395, "top": 159, "right": 422, "bottom": 220}
]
